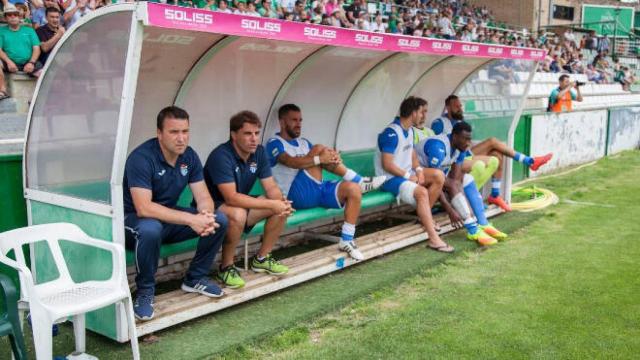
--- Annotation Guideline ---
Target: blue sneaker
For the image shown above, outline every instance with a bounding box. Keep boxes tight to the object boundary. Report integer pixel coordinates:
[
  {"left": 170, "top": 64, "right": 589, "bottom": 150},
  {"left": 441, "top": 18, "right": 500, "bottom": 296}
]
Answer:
[
  {"left": 181, "top": 278, "right": 224, "bottom": 298},
  {"left": 134, "top": 294, "right": 154, "bottom": 321}
]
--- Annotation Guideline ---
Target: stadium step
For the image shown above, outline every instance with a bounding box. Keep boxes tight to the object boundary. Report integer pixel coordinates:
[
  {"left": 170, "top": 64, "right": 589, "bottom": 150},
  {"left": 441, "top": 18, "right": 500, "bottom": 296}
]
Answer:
[
  {"left": 134, "top": 206, "right": 503, "bottom": 338},
  {"left": 0, "top": 98, "right": 18, "bottom": 114}
]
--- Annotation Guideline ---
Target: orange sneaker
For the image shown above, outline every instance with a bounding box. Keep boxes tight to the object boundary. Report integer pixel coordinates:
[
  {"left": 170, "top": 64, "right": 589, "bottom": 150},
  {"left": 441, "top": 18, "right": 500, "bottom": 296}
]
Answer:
[
  {"left": 530, "top": 153, "right": 553, "bottom": 171},
  {"left": 488, "top": 195, "right": 512, "bottom": 212},
  {"left": 467, "top": 228, "right": 498, "bottom": 246}
]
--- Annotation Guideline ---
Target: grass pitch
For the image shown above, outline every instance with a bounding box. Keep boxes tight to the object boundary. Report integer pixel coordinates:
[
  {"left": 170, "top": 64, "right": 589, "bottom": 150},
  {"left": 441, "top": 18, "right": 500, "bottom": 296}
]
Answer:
[{"left": 2, "top": 151, "right": 639, "bottom": 360}]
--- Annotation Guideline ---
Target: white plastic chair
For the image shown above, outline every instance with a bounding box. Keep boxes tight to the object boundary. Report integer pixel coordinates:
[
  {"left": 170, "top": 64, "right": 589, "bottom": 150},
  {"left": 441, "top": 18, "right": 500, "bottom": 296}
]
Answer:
[{"left": 0, "top": 223, "right": 140, "bottom": 360}]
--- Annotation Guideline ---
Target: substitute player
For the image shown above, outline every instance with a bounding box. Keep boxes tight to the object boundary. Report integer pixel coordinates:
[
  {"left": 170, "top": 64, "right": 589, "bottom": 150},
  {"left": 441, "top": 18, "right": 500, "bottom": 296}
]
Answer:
[
  {"left": 416, "top": 121, "right": 507, "bottom": 246},
  {"left": 431, "top": 95, "right": 552, "bottom": 211},
  {"left": 266, "top": 104, "right": 386, "bottom": 260},
  {"left": 375, "top": 96, "right": 453, "bottom": 253}
]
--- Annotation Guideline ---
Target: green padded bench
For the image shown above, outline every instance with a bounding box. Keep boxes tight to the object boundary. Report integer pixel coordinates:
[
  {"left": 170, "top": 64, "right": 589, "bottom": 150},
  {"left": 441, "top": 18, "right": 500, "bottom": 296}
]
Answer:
[{"left": 124, "top": 149, "right": 396, "bottom": 266}]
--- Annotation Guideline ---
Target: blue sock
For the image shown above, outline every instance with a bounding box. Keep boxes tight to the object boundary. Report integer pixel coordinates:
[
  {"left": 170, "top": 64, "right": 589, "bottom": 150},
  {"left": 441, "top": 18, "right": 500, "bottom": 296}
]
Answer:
[
  {"left": 490, "top": 178, "right": 501, "bottom": 198},
  {"left": 514, "top": 152, "right": 534, "bottom": 166},
  {"left": 464, "top": 220, "right": 478, "bottom": 235},
  {"left": 464, "top": 181, "right": 489, "bottom": 226},
  {"left": 341, "top": 222, "right": 356, "bottom": 241}
]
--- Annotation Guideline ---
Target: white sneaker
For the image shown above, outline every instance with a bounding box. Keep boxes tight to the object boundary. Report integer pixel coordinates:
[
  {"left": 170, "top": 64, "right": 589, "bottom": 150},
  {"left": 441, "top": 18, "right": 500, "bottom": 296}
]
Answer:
[
  {"left": 339, "top": 240, "right": 364, "bottom": 261},
  {"left": 359, "top": 176, "right": 386, "bottom": 193}
]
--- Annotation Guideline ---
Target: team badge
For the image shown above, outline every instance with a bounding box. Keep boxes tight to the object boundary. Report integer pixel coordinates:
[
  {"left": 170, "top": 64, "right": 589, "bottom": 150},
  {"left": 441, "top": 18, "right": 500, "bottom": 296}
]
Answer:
[
  {"left": 180, "top": 164, "right": 188, "bottom": 176},
  {"left": 249, "top": 162, "right": 258, "bottom": 174}
]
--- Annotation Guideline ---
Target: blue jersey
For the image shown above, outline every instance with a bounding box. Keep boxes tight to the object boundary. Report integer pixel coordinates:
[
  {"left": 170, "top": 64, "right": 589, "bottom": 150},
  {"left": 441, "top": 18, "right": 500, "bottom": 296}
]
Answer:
[
  {"left": 123, "top": 138, "right": 204, "bottom": 214},
  {"left": 430, "top": 113, "right": 462, "bottom": 136},
  {"left": 415, "top": 134, "right": 465, "bottom": 173}
]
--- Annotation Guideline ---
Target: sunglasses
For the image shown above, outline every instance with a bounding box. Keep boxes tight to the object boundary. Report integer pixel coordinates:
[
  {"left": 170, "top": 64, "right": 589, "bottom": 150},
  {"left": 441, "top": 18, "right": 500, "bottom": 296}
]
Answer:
[{"left": 5, "top": 13, "right": 20, "bottom": 17}]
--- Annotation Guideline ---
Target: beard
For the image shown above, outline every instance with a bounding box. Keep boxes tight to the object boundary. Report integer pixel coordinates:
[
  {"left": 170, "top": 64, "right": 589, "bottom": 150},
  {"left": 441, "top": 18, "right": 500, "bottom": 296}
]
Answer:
[
  {"left": 285, "top": 127, "right": 300, "bottom": 139},
  {"left": 450, "top": 111, "right": 464, "bottom": 120}
]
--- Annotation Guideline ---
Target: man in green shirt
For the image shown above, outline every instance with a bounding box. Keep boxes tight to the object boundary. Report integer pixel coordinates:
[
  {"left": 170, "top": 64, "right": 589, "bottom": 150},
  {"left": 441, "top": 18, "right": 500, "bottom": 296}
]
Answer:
[{"left": 0, "top": 4, "right": 42, "bottom": 100}]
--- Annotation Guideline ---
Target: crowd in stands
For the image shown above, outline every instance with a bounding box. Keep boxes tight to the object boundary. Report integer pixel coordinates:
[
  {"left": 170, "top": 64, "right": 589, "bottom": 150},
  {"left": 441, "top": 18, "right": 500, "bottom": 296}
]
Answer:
[
  {"left": 538, "top": 28, "right": 636, "bottom": 89},
  {"left": 1, "top": 0, "right": 636, "bottom": 91}
]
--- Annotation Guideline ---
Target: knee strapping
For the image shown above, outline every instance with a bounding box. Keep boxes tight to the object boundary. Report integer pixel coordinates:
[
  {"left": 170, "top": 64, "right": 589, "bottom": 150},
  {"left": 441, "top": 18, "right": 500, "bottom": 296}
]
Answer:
[{"left": 398, "top": 181, "right": 418, "bottom": 207}]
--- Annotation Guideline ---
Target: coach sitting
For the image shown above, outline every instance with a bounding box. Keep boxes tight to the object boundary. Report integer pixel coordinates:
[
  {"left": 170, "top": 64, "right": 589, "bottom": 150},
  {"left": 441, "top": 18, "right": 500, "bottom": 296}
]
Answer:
[{"left": 124, "top": 106, "right": 228, "bottom": 321}]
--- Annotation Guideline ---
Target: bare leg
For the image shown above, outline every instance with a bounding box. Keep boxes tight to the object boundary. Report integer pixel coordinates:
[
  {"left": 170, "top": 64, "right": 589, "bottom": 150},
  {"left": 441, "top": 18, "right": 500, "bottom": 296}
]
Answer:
[
  {"left": 247, "top": 207, "right": 286, "bottom": 258},
  {"left": 217, "top": 205, "right": 248, "bottom": 268},
  {"left": 414, "top": 186, "right": 448, "bottom": 248},
  {"left": 337, "top": 181, "right": 361, "bottom": 224},
  {"left": 471, "top": 137, "right": 516, "bottom": 159},
  {"left": 420, "top": 168, "right": 445, "bottom": 208}
]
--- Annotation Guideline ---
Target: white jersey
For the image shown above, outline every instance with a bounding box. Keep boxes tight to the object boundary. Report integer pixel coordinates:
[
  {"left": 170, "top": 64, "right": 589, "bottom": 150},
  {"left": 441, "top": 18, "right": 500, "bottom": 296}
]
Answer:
[
  {"left": 267, "top": 134, "right": 312, "bottom": 197},
  {"left": 415, "top": 134, "right": 461, "bottom": 173},
  {"left": 375, "top": 122, "right": 414, "bottom": 178}
]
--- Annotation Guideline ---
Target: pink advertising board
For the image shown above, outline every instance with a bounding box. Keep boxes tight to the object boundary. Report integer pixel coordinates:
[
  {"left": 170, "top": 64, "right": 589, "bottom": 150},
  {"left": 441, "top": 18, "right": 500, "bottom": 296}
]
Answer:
[{"left": 146, "top": 3, "right": 545, "bottom": 61}]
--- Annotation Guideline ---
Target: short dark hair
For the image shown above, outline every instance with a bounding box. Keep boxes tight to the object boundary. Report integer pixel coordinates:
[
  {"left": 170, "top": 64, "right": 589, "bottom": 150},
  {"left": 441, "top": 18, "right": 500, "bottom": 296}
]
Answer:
[
  {"left": 559, "top": 74, "right": 570, "bottom": 82},
  {"left": 444, "top": 95, "right": 459, "bottom": 107},
  {"left": 414, "top": 97, "right": 427, "bottom": 108},
  {"left": 399, "top": 96, "right": 425, "bottom": 118},
  {"left": 230, "top": 110, "right": 262, "bottom": 132},
  {"left": 157, "top": 106, "right": 189, "bottom": 130},
  {"left": 45, "top": 6, "right": 61, "bottom": 16},
  {"left": 452, "top": 121, "right": 472, "bottom": 135},
  {"left": 278, "top": 103, "right": 301, "bottom": 119}
]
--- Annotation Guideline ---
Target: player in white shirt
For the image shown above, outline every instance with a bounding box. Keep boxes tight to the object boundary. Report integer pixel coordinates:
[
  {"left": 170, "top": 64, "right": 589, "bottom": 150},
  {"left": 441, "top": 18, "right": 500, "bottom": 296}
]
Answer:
[
  {"left": 266, "top": 104, "right": 385, "bottom": 260},
  {"left": 375, "top": 96, "right": 453, "bottom": 253}
]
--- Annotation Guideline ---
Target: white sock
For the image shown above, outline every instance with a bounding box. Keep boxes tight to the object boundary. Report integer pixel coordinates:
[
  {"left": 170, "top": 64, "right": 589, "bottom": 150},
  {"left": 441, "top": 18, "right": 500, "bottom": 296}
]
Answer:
[
  {"left": 343, "top": 169, "right": 361, "bottom": 183},
  {"left": 341, "top": 222, "right": 356, "bottom": 241}
]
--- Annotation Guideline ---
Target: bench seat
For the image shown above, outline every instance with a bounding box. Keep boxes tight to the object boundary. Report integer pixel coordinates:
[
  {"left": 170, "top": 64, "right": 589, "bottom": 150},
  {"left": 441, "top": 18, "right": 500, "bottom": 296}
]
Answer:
[{"left": 125, "top": 149, "right": 394, "bottom": 266}]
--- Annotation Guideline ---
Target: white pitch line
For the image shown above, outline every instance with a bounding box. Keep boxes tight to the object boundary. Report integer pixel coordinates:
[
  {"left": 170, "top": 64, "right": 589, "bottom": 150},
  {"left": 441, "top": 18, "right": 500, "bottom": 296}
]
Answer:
[{"left": 563, "top": 199, "right": 616, "bottom": 208}]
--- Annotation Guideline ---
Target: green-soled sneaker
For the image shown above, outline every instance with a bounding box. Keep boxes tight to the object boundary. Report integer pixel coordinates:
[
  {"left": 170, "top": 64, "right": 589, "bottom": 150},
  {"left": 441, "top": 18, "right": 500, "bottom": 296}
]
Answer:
[
  {"left": 251, "top": 254, "right": 289, "bottom": 275},
  {"left": 479, "top": 223, "right": 508, "bottom": 241},
  {"left": 216, "top": 266, "right": 245, "bottom": 288}
]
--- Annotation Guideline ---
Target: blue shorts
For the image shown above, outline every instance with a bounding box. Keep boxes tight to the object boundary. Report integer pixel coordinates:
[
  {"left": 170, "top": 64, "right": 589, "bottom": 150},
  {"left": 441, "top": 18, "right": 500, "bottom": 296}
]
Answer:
[
  {"left": 380, "top": 176, "right": 410, "bottom": 196},
  {"left": 288, "top": 170, "right": 342, "bottom": 210}
]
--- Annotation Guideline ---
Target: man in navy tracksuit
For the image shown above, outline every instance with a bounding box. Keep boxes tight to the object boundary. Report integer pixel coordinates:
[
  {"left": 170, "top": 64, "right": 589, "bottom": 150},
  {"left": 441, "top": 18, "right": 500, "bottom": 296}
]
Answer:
[{"left": 123, "top": 106, "right": 228, "bottom": 321}]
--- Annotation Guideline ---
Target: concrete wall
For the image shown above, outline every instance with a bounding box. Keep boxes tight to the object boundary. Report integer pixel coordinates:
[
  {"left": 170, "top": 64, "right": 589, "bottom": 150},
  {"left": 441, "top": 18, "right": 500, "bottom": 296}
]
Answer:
[
  {"left": 608, "top": 107, "right": 640, "bottom": 155},
  {"left": 529, "top": 109, "right": 607, "bottom": 177}
]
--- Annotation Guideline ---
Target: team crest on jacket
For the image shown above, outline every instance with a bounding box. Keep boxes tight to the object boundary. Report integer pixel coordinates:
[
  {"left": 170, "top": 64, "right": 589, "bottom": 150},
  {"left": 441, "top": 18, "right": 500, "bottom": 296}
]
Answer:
[
  {"left": 180, "top": 164, "right": 188, "bottom": 176},
  {"left": 249, "top": 161, "right": 258, "bottom": 174}
]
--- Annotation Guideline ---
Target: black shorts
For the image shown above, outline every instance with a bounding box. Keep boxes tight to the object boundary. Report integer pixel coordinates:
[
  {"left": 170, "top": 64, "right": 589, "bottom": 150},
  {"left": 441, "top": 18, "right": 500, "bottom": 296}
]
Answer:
[{"left": 1, "top": 60, "right": 43, "bottom": 75}]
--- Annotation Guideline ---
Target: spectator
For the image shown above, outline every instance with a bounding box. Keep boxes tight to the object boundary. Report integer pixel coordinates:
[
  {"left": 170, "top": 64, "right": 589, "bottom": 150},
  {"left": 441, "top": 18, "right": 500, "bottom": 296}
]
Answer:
[
  {"left": 233, "top": 0, "right": 247, "bottom": 15},
  {"left": 291, "top": 0, "right": 304, "bottom": 21},
  {"left": 32, "top": 0, "right": 65, "bottom": 27},
  {"left": 346, "top": 0, "right": 364, "bottom": 24},
  {"left": 597, "top": 34, "right": 610, "bottom": 53},
  {"left": 258, "top": 0, "right": 278, "bottom": 18},
  {"left": 368, "top": 13, "right": 386, "bottom": 33},
  {"left": 438, "top": 9, "right": 455, "bottom": 39},
  {"left": 36, "top": 7, "right": 65, "bottom": 65},
  {"left": 245, "top": 1, "right": 261, "bottom": 16},
  {"left": 548, "top": 74, "right": 583, "bottom": 113},
  {"left": 0, "top": 4, "right": 42, "bottom": 101},
  {"left": 217, "top": 0, "right": 232, "bottom": 13},
  {"left": 63, "top": 0, "right": 92, "bottom": 29}
]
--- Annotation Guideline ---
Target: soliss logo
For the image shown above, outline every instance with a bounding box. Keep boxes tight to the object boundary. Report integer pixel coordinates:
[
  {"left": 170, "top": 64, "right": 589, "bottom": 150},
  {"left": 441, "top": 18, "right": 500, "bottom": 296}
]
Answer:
[
  {"left": 432, "top": 41, "right": 452, "bottom": 51},
  {"left": 530, "top": 50, "right": 544, "bottom": 57},
  {"left": 510, "top": 49, "right": 524, "bottom": 56},
  {"left": 164, "top": 9, "right": 213, "bottom": 24},
  {"left": 488, "top": 47, "right": 503, "bottom": 55},
  {"left": 398, "top": 38, "right": 420, "bottom": 48},
  {"left": 355, "top": 34, "right": 383, "bottom": 45},
  {"left": 462, "top": 44, "right": 479, "bottom": 52},
  {"left": 241, "top": 19, "right": 281, "bottom": 32},
  {"left": 304, "top": 27, "right": 337, "bottom": 39}
]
